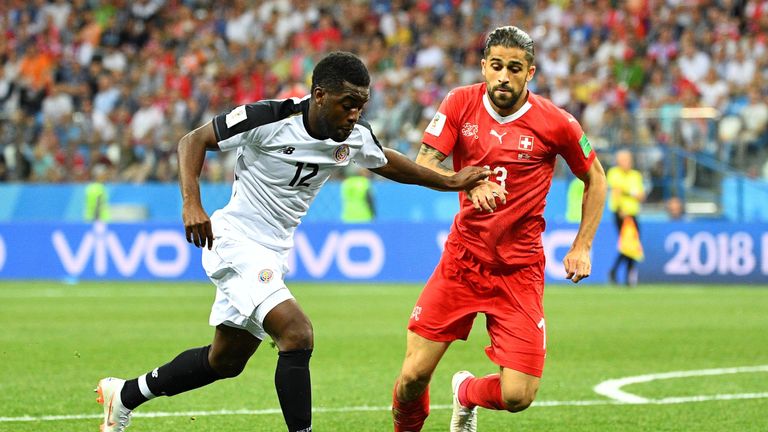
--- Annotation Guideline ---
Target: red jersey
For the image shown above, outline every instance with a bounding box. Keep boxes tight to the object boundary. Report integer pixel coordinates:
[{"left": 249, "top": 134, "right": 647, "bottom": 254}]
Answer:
[{"left": 423, "top": 83, "right": 595, "bottom": 267}]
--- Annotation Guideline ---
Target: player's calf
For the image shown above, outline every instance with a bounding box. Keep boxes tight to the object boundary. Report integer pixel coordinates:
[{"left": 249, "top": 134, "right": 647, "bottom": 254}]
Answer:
[{"left": 392, "top": 377, "right": 431, "bottom": 432}]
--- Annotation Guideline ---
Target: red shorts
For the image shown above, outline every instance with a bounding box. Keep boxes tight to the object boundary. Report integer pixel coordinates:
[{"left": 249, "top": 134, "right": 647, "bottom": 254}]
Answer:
[{"left": 408, "top": 236, "right": 547, "bottom": 377}]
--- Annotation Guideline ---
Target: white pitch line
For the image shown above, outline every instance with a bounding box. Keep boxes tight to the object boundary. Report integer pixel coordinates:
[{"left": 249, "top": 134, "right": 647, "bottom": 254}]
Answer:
[
  {"left": 0, "top": 401, "right": 605, "bottom": 423},
  {"left": 594, "top": 365, "right": 768, "bottom": 403},
  {"left": 652, "top": 392, "right": 768, "bottom": 404},
  {"left": 4, "top": 391, "right": 768, "bottom": 424}
]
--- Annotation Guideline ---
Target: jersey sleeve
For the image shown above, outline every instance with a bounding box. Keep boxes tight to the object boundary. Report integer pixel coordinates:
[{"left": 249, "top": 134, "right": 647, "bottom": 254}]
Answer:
[
  {"left": 352, "top": 120, "right": 388, "bottom": 169},
  {"left": 421, "top": 90, "right": 463, "bottom": 156},
  {"left": 554, "top": 109, "right": 595, "bottom": 176},
  {"left": 212, "top": 99, "right": 292, "bottom": 151}
]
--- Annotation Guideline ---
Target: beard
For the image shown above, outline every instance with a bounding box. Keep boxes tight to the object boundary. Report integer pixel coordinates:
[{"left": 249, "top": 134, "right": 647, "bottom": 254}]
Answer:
[{"left": 488, "top": 84, "right": 523, "bottom": 111}]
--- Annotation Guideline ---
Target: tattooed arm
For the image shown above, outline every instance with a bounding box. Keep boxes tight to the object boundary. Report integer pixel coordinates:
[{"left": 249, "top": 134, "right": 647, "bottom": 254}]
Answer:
[{"left": 415, "top": 144, "right": 455, "bottom": 176}]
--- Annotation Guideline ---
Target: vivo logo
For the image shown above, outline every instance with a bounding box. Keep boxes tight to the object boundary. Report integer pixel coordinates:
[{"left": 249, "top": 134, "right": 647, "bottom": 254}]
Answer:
[
  {"left": 289, "top": 230, "right": 385, "bottom": 279},
  {"left": 51, "top": 223, "right": 190, "bottom": 277}
]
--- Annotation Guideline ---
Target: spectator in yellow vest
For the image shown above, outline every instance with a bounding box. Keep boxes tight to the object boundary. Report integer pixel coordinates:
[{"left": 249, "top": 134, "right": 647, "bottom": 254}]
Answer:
[
  {"left": 565, "top": 176, "right": 585, "bottom": 223},
  {"left": 340, "top": 168, "right": 375, "bottom": 223},
  {"left": 606, "top": 150, "right": 644, "bottom": 286},
  {"left": 84, "top": 164, "right": 112, "bottom": 222}
]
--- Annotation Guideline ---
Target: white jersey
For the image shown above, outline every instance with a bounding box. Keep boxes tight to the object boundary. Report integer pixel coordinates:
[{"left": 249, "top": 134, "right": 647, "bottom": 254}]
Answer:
[{"left": 210, "top": 95, "right": 387, "bottom": 253}]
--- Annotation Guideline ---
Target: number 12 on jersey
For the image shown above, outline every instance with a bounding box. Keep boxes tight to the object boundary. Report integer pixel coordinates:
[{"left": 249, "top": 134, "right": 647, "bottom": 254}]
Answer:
[{"left": 289, "top": 162, "right": 319, "bottom": 187}]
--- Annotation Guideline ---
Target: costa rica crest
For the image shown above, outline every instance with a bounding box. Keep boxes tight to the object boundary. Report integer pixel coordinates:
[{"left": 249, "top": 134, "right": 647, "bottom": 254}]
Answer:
[
  {"left": 334, "top": 144, "right": 350, "bottom": 162},
  {"left": 258, "top": 269, "right": 274, "bottom": 283}
]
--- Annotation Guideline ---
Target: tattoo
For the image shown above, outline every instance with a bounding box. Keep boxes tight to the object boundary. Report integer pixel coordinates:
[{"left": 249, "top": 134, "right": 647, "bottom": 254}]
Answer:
[
  {"left": 416, "top": 144, "right": 453, "bottom": 176},
  {"left": 417, "top": 144, "right": 448, "bottom": 162}
]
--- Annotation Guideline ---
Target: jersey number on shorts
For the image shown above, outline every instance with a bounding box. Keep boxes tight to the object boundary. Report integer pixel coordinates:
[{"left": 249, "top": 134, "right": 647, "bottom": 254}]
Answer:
[{"left": 289, "top": 162, "right": 319, "bottom": 187}]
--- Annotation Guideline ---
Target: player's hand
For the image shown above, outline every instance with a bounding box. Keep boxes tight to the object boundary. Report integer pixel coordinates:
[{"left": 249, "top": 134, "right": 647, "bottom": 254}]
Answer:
[
  {"left": 466, "top": 180, "right": 507, "bottom": 213},
  {"left": 182, "top": 202, "right": 214, "bottom": 249},
  {"left": 446, "top": 166, "right": 493, "bottom": 191},
  {"left": 563, "top": 246, "right": 591, "bottom": 283}
]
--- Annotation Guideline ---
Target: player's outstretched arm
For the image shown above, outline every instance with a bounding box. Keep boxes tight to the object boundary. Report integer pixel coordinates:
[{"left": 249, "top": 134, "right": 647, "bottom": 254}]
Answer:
[
  {"left": 177, "top": 121, "right": 221, "bottom": 250},
  {"left": 563, "top": 158, "right": 607, "bottom": 283},
  {"left": 414, "top": 143, "right": 506, "bottom": 212},
  {"left": 369, "top": 147, "right": 491, "bottom": 191}
]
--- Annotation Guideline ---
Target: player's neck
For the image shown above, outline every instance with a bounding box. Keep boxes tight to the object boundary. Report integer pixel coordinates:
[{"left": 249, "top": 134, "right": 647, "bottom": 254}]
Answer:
[{"left": 305, "top": 103, "right": 330, "bottom": 140}]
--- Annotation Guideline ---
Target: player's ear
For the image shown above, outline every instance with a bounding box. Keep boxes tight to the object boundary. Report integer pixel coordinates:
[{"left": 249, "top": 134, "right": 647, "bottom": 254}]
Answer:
[
  {"left": 526, "top": 65, "right": 536, "bottom": 82},
  {"left": 312, "top": 86, "right": 325, "bottom": 106},
  {"left": 480, "top": 58, "right": 487, "bottom": 79}
]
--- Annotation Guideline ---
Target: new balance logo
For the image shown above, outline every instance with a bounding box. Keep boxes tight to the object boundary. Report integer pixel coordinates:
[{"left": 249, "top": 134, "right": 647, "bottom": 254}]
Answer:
[
  {"left": 277, "top": 146, "right": 296, "bottom": 154},
  {"left": 490, "top": 129, "right": 507, "bottom": 145}
]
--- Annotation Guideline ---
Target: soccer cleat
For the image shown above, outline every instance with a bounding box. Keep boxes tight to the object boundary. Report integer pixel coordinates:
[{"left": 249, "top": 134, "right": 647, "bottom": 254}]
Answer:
[
  {"left": 450, "top": 371, "right": 478, "bottom": 432},
  {"left": 95, "top": 377, "right": 132, "bottom": 431}
]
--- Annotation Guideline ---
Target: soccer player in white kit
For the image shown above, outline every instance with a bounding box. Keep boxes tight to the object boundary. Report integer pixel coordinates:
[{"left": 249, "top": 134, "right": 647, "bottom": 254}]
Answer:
[{"left": 95, "top": 52, "right": 493, "bottom": 432}]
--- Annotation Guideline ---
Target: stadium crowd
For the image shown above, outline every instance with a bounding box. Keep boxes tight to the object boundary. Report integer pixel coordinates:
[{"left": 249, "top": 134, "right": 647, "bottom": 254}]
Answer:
[{"left": 0, "top": 0, "right": 767, "bottom": 191}]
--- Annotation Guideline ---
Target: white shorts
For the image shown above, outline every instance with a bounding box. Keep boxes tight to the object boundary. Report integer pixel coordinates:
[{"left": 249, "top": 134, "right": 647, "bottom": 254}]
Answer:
[{"left": 202, "top": 233, "right": 293, "bottom": 340}]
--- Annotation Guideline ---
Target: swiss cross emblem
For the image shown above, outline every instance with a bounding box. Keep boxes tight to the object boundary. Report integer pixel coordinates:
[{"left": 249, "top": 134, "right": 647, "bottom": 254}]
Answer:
[
  {"left": 518, "top": 135, "right": 534, "bottom": 151},
  {"left": 461, "top": 122, "right": 478, "bottom": 138}
]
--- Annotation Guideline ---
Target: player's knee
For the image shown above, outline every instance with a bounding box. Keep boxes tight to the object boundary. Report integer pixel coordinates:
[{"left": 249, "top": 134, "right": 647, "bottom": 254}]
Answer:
[
  {"left": 275, "top": 320, "right": 314, "bottom": 351},
  {"left": 398, "top": 368, "right": 431, "bottom": 398},
  {"left": 501, "top": 387, "right": 537, "bottom": 412},
  {"left": 208, "top": 352, "right": 249, "bottom": 378}
]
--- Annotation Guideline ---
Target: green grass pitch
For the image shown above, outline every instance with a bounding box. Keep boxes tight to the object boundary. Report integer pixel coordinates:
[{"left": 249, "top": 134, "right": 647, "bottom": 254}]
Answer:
[{"left": 0, "top": 281, "right": 767, "bottom": 431}]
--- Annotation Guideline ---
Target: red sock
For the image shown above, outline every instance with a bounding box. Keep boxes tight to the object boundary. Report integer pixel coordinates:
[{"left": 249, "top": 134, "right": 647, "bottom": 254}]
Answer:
[
  {"left": 392, "top": 379, "right": 430, "bottom": 432},
  {"left": 459, "top": 374, "right": 506, "bottom": 410}
]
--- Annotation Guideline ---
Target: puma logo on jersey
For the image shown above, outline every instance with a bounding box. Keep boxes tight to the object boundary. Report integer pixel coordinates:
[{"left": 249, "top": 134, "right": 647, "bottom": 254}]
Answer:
[{"left": 490, "top": 129, "right": 507, "bottom": 144}]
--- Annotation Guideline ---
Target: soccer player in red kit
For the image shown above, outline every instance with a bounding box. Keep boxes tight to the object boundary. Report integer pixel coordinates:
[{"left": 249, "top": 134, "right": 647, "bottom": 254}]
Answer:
[{"left": 391, "top": 26, "right": 607, "bottom": 432}]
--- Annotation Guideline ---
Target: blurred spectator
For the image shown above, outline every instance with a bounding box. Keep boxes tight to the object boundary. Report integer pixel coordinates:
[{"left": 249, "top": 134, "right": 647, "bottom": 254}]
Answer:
[
  {"left": 340, "top": 168, "right": 375, "bottom": 223},
  {"left": 130, "top": 95, "right": 164, "bottom": 142},
  {"left": 697, "top": 68, "right": 730, "bottom": 110},
  {"left": 665, "top": 196, "right": 686, "bottom": 221},
  {"left": 723, "top": 47, "right": 756, "bottom": 89},
  {"left": 738, "top": 86, "right": 768, "bottom": 156},
  {"left": 84, "top": 163, "right": 112, "bottom": 222},
  {"left": 565, "top": 176, "right": 584, "bottom": 223},
  {"left": 41, "top": 83, "right": 74, "bottom": 124},
  {"left": 677, "top": 39, "right": 711, "bottom": 83}
]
